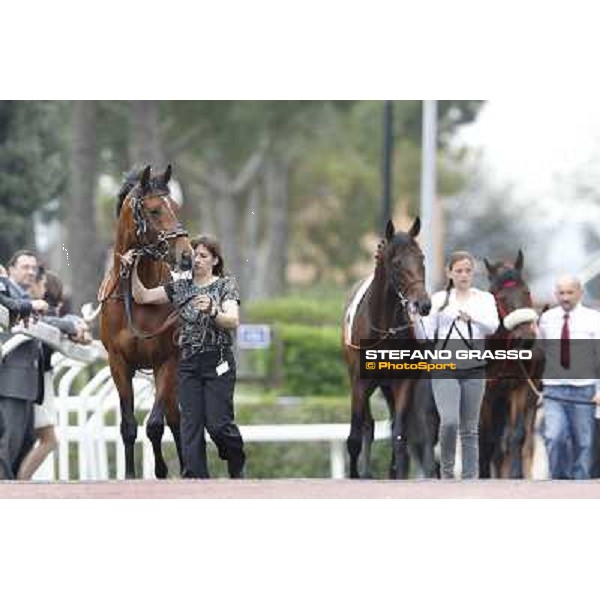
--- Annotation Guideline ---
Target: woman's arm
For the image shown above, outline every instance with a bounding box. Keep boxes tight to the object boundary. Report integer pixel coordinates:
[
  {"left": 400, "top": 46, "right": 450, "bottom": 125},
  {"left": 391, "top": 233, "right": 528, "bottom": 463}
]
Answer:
[
  {"left": 212, "top": 299, "right": 239, "bottom": 330},
  {"left": 467, "top": 291, "right": 500, "bottom": 335}
]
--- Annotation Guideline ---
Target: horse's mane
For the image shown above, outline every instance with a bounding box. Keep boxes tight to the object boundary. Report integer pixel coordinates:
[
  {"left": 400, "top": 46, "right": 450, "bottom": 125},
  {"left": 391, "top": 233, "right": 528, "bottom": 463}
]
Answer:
[{"left": 116, "top": 167, "right": 171, "bottom": 217}]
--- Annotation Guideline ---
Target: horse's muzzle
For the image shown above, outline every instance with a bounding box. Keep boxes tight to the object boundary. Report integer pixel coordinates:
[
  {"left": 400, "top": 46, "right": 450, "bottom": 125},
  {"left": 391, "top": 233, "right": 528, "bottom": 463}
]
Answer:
[
  {"left": 180, "top": 253, "right": 192, "bottom": 271},
  {"left": 418, "top": 299, "right": 432, "bottom": 316}
]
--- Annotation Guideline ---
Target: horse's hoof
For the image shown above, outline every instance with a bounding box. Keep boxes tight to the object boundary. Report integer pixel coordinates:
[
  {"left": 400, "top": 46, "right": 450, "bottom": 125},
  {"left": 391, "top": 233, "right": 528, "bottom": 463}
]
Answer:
[{"left": 155, "top": 463, "right": 168, "bottom": 479}]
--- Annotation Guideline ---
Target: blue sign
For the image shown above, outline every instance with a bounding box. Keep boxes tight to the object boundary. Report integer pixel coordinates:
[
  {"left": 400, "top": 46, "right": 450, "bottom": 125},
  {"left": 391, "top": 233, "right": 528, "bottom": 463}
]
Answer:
[{"left": 237, "top": 324, "right": 271, "bottom": 349}]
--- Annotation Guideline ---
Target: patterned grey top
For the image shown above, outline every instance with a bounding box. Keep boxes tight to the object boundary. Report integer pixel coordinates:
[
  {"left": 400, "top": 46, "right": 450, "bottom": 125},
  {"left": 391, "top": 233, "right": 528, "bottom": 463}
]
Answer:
[{"left": 165, "top": 276, "right": 241, "bottom": 360}]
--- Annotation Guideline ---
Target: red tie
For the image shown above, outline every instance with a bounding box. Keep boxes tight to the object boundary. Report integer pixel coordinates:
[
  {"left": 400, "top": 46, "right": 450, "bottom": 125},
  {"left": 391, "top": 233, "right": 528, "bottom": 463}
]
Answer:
[{"left": 560, "top": 312, "right": 570, "bottom": 369}]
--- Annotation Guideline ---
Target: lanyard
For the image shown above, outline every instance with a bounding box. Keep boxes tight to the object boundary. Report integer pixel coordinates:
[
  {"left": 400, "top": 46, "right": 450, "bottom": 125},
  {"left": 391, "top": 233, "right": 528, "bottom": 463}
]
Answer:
[{"left": 436, "top": 316, "right": 474, "bottom": 351}]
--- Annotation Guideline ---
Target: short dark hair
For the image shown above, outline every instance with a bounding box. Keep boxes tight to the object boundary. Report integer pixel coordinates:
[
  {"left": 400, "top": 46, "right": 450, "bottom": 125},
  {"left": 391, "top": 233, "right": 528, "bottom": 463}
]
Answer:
[{"left": 8, "top": 249, "right": 38, "bottom": 268}]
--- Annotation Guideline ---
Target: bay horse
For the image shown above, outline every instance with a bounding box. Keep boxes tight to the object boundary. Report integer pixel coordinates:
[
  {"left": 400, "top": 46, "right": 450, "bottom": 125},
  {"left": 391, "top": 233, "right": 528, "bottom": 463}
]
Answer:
[
  {"left": 343, "top": 218, "right": 433, "bottom": 479},
  {"left": 479, "top": 250, "right": 544, "bottom": 478},
  {"left": 99, "top": 165, "right": 193, "bottom": 478}
]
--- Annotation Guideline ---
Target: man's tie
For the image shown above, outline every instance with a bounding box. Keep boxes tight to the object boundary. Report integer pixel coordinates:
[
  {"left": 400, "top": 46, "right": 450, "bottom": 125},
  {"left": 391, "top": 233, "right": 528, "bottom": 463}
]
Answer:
[{"left": 560, "top": 311, "right": 570, "bottom": 369}]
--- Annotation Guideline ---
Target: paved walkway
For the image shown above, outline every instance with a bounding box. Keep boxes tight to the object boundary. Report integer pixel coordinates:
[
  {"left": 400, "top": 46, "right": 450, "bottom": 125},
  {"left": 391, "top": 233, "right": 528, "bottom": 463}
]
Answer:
[{"left": 2, "top": 479, "right": 600, "bottom": 499}]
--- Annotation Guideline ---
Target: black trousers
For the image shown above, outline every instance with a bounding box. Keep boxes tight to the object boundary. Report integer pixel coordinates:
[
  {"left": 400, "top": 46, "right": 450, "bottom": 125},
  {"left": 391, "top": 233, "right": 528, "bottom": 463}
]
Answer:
[
  {"left": 0, "top": 397, "right": 35, "bottom": 480},
  {"left": 177, "top": 348, "right": 245, "bottom": 478}
]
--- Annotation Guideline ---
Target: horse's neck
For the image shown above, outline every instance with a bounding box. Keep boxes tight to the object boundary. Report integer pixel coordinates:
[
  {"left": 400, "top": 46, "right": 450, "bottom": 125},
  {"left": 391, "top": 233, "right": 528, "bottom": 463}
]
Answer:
[
  {"left": 111, "top": 246, "right": 167, "bottom": 287},
  {"left": 369, "top": 263, "right": 401, "bottom": 330},
  {"left": 137, "top": 258, "right": 168, "bottom": 287}
]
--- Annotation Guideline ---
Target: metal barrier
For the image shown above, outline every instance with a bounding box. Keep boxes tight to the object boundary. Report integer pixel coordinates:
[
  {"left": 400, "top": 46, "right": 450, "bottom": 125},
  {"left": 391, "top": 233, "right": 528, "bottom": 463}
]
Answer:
[
  {"left": 0, "top": 321, "right": 385, "bottom": 481},
  {"left": 40, "top": 353, "right": 390, "bottom": 480}
]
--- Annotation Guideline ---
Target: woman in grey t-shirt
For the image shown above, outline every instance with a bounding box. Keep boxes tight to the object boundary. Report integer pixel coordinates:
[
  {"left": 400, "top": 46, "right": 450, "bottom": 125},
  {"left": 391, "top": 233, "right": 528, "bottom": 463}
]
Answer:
[{"left": 125, "top": 234, "right": 245, "bottom": 479}]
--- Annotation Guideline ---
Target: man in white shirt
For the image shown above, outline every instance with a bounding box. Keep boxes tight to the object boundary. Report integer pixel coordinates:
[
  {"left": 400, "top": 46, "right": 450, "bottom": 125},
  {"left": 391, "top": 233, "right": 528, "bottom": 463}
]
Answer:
[{"left": 538, "top": 275, "right": 600, "bottom": 479}]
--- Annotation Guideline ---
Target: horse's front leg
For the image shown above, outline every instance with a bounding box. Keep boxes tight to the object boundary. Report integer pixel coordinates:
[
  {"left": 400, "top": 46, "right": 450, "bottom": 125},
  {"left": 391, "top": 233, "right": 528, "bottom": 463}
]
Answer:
[
  {"left": 361, "top": 402, "right": 375, "bottom": 479},
  {"left": 347, "top": 378, "right": 373, "bottom": 479},
  {"left": 146, "top": 400, "right": 167, "bottom": 479},
  {"left": 504, "top": 387, "right": 529, "bottom": 478},
  {"left": 110, "top": 358, "right": 137, "bottom": 479},
  {"left": 391, "top": 381, "right": 413, "bottom": 480},
  {"left": 521, "top": 396, "right": 538, "bottom": 479},
  {"left": 478, "top": 387, "right": 495, "bottom": 479},
  {"left": 156, "top": 357, "right": 183, "bottom": 477}
]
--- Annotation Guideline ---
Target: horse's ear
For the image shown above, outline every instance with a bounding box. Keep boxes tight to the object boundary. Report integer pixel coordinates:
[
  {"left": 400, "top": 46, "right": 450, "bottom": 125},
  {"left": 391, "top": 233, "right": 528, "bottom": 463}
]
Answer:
[
  {"left": 140, "top": 165, "right": 152, "bottom": 191},
  {"left": 408, "top": 216, "right": 421, "bottom": 238},
  {"left": 515, "top": 249, "right": 524, "bottom": 271},
  {"left": 162, "top": 164, "right": 172, "bottom": 185},
  {"left": 385, "top": 220, "right": 395, "bottom": 241},
  {"left": 484, "top": 258, "right": 494, "bottom": 274}
]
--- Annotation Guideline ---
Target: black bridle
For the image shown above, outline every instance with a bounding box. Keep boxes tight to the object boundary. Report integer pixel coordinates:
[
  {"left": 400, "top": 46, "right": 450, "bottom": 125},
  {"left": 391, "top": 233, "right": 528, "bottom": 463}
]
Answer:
[
  {"left": 129, "top": 191, "right": 188, "bottom": 263},
  {"left": 371, "top": 262, "right": 426, "bottom": 337},
  {"left": 119, "top": 190, "right": 190, "bottom": 339}
]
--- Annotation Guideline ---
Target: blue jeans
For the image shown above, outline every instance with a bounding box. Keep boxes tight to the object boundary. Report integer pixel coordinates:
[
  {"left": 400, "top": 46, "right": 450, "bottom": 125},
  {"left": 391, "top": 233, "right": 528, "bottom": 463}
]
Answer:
[{"left": 543, "top": 385, "right": 596, "bottom": 479}]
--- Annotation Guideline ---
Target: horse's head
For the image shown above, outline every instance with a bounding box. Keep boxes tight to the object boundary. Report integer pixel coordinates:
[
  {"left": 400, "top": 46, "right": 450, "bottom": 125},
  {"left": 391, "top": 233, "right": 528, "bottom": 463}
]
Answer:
[
  {"left": 116, "top": 165, "right": 193, "bottom": 272},
  {"left": 378, "top": 217, "right": 431, "bottom": 316},
  {"left": 485, "top": 249, "right": 537, "bottom": 347}
]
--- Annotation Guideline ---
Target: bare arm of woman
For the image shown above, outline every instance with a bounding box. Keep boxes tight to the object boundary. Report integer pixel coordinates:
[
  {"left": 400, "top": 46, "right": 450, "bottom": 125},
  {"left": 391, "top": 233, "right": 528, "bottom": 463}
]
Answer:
[
  {"left": 121, "top": 251, "right": 169, "bottom": 305},
  {"left": 214, "top": 299, "right": 239, "bottom": 330},
  {"left": 132, "top": 263, "right": 169, "bottom": 304},
  {"left": 192, "top": 295, "right": 239, "bottom": 329}
]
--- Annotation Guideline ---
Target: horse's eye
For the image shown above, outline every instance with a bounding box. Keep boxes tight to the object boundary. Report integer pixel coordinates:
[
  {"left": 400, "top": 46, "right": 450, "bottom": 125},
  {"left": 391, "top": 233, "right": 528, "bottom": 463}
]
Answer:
[{"left": 149, "top": 209, "right": 161, "bottom": 216}]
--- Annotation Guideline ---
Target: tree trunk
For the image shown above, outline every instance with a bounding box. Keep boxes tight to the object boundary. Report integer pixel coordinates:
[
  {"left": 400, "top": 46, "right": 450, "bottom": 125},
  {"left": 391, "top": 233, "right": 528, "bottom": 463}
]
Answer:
[
  {"left": 242, "top": 184, "right": 261, "bottom": 300},
  {"left": 66, "top": 101, "right": 102, "bottom": 311},
  {"left": 212, "top": 167, "right": 241, "bottom": 281},
  {"left": 178, "top": 157, "right": 216, "bottom": 236},
  {"left": 259, "top": 155, "right": 289, "bottom": 298},
  {"left": 128, "top": 101, "right": 164, "bottom": 168}
]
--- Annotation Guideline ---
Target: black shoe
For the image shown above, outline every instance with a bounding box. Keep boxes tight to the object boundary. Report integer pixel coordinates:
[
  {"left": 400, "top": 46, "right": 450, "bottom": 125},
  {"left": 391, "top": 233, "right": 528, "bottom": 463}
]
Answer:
[{"left": 228, "top": 459, "right": 245, "bottom": 479}]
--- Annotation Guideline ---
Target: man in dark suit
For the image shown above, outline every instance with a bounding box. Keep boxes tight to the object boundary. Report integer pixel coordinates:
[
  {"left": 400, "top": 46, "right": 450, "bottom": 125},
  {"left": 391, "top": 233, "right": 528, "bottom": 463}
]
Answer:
[{"left": 0, "top": 250, "right": 48, "bottom": 479}]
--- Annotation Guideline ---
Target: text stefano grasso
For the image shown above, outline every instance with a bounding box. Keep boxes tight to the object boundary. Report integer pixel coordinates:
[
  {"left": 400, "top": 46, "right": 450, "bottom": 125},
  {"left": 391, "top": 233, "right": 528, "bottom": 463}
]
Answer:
[{"left": 364, "top": 349, "right": 533, "bottom": 361}]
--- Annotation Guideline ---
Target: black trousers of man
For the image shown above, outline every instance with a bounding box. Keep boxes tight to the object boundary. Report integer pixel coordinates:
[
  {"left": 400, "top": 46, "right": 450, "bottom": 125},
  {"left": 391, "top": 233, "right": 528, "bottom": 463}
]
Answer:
[
  {"left": 0, "top": 397, "right": 35, "bottom": 479},
  {"left": 177, "top": 348, "right": 245, "bottom": 478}
]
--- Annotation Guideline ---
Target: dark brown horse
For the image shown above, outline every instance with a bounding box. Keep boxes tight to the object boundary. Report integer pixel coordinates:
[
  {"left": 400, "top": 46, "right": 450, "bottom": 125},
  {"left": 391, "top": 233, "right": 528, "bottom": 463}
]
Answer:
[
  {"left": 99, "top": 165, "right": 193, "bottom": 478},
  {"left": 479, "top": 250, "right": 544, "bottom": 478},
  {"left": 343, "top": 218, "right": 433, "bottom": 479}
]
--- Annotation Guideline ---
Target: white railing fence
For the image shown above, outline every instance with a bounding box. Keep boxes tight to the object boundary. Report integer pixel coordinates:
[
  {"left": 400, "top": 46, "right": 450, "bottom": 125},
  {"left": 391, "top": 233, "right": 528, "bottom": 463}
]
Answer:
[
  {"left": 29, "top": 351, "right": 389, "bottom": 481},
  {"left": 3, "top": 320, "right": 378, "bottom": 481},
  {"left": 3, "top": 316, "right": 548, "bottom": 481}
]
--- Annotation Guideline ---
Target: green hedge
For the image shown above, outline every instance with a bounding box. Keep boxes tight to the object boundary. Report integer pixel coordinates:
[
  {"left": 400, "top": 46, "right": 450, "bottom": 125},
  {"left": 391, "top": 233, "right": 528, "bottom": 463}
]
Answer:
[
  {"left": 276, "top": 324, "right": 348, "bottom": 396},
  {"left": 240, "top": 294, "right": 353, "bottom": 396}
]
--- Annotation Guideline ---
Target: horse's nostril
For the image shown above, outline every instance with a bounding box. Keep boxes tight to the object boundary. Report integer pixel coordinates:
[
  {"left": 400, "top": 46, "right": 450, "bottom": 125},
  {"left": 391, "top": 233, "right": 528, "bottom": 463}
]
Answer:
[
  {"left": 181, "top": 253, "right": 192, "bottom": 271},
  {"left": 420, "top": 300, "right": 432, "bottom": 316}
]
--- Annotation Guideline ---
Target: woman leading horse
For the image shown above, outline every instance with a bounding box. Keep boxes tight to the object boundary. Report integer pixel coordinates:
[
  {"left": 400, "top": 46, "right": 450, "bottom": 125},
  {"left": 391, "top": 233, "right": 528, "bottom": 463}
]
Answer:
[{"left": 99, "top": 165, "right": 193, "bottom": 479}]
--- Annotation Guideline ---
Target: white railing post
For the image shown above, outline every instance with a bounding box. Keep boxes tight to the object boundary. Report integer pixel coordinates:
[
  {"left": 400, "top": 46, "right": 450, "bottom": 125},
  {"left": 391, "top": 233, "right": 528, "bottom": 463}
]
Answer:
[{"left": 329, "top": 441, "right": 346, "bottom": 479}]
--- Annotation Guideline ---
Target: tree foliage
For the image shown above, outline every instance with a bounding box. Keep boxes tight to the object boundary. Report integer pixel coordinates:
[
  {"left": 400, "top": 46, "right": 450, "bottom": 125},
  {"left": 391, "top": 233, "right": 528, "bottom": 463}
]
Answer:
[
  {"left": 0, "top": 100, "right": 484, "bottom": 302},
  {"left": 0, "top": 101, "right": 67, "bottom": 262}
]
